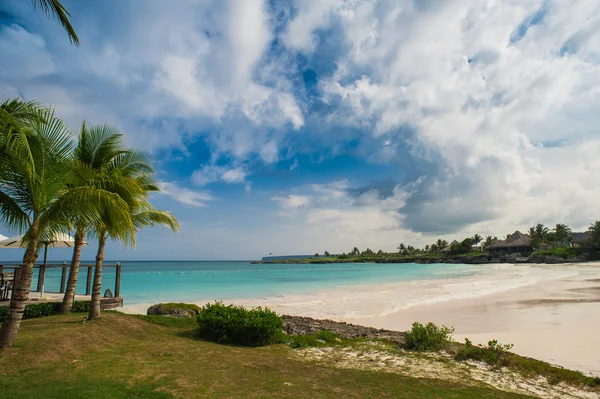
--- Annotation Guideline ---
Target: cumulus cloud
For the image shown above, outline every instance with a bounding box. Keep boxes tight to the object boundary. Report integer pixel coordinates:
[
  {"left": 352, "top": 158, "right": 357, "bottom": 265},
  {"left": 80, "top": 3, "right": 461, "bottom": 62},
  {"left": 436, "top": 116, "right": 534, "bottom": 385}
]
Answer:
[{"left": 3, "top": 0, "right": 600, "bottom": 257}]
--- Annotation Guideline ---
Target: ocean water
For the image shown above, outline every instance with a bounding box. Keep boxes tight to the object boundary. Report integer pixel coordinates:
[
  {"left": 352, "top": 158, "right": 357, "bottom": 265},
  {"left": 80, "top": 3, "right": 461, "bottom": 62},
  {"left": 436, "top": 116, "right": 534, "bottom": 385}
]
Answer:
[
  {"left": 33, "top": 261, "right": 474, "bottom": 302},
  {"left": 28, "top": 261, "right": 579, "bottom": 319}
]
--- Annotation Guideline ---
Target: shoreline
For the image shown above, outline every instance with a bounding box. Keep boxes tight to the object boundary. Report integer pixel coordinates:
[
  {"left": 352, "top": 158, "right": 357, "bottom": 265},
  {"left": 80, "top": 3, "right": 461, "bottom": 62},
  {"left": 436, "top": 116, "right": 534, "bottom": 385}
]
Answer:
[{"left": 121, "top": 262, "right": 600, "bottom": 375}]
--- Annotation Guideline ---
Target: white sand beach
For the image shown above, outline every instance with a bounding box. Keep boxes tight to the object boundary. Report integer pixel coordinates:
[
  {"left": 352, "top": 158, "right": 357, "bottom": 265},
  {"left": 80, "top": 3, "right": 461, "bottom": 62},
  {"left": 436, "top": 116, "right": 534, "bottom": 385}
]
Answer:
[
  {"left": 121, "top": 262, "right": 600, "bottom": 376},
  {"left": 353, "top": 263, "right": 600, "bottom": 376}
]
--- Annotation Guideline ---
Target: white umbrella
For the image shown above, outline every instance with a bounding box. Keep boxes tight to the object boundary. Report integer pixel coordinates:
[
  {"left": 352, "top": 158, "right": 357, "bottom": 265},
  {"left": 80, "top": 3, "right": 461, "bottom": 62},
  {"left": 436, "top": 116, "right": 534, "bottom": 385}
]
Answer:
[{"left": 0, "top": 233, "right": 89, "bottom": 297}]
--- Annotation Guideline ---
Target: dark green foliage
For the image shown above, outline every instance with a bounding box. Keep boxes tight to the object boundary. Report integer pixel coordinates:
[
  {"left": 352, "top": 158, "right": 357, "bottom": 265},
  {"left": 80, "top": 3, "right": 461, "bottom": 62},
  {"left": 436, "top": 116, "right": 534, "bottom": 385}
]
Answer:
[
  {"left": 532, "top": 247, "right": 580, "bottom": 258},
  {"left": 403, "top": 322, "right": 454, "bottom": 351},
  {"left": 451, "top": 238, "right": 474, "bottom": 255},
  {"left": 71, "top": 300, "right": 91, "bottom": 313},
  {"left": 0, "top": 301, "right": 90, "bottom": 321},
  {"left": 196, "top": 302, "right": 283, "bottom": 347},
  {"left": 454, "top": 338, "right": 599, "bottom": 388}
]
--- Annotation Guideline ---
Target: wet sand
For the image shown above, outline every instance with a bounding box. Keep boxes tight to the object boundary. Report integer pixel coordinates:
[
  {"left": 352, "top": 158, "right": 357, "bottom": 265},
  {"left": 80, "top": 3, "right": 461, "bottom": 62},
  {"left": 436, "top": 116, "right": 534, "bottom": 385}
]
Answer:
[{"left": 354, "top": 264, "right": 600, "bottom": 376}]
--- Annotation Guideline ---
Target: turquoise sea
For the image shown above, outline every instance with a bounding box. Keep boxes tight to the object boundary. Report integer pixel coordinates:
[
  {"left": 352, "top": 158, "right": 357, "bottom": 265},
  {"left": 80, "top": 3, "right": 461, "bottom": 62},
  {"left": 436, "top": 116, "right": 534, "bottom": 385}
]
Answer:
[{"left": 32, "top": 261, "right": 479, "bottom": 305}]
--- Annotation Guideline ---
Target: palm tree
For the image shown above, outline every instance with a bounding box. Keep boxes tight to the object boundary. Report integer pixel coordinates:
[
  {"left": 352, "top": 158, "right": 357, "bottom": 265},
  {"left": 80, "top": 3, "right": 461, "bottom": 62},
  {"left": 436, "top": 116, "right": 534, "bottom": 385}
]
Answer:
[
  {"left": 60, "top": 123, "right": 147, "bottom": 313},
  {"left": 472, "top": 234, "right": 482, "bottom": 248},
  {"left": 397, "top": 243, "right": 406, "bottom": 253},
  {"left": 0, "top": 101, "right": 128, "bottom": 347},
  {"left": 29, "top": 0, "right": 79, "bottom": 45},
  {"left": 482, "top": 235, "right": 496, "bottom": 249},
  {"left": 589, "top": 221, "right": 600, "bottom": 247},
  {"left": 553, "top": 223, "right": 571, "bottom": 247},
  {"left": 436, "top": 239, "right": 448, "bottom": 250},
  {"left": 87, "top": 162, "right": 179, "bottom": 320}
]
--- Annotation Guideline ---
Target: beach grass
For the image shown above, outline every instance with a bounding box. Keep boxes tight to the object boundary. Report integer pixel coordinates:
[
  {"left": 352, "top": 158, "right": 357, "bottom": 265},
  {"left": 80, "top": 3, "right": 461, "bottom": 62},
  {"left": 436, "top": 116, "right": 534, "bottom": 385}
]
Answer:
[{"left": 0, "top": 312, "right": 535, "bottom": 399}]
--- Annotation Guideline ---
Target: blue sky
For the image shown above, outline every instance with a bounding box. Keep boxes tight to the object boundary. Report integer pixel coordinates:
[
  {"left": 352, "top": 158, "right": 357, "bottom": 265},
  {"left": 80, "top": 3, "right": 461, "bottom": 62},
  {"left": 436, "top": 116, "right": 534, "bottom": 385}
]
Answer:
[{"left": 1, "top": 0, "right": 600, "bottom": 261}]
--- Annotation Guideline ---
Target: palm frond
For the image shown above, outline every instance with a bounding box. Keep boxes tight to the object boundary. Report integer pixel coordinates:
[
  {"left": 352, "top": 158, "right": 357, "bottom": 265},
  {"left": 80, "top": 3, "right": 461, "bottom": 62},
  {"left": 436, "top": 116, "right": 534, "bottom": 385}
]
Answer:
[
  {"left": 29, "top": 0, "right": 80, "bottom": 45},
  {"left": 0, "top": 188, "right": 31, "bottom": 233}
]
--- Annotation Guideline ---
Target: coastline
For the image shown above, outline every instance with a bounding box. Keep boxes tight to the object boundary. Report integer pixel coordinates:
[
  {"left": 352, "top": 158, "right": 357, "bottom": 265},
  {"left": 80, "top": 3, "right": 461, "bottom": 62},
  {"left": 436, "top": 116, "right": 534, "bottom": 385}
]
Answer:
[
  {"left": 353, "top": 263, "right": 600, "bottom": 376},
  {"left": 121, "top": 262, "right": 600, "bottom": 375}
]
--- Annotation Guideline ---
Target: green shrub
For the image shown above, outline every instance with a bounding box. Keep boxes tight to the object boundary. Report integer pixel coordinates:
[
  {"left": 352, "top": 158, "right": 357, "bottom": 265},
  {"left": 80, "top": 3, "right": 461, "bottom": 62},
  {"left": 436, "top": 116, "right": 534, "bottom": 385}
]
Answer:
[
  {"left": 71, "top": 300, "right": 91, "bottom": 313},
  {"left": 196, "top": 302, "right": 283, "bottom": 347},
  {"left": 314, "top": 330, "right": 342, "bottom": 343},
  {"left": 0, "top": 300, "right": 91, "bottom": 321},
  {"left": 403, "top": 322, "right": 454, "bottom": 351},
  {"left": 454, "top": 338, "right": 600, "bottom": 388}
]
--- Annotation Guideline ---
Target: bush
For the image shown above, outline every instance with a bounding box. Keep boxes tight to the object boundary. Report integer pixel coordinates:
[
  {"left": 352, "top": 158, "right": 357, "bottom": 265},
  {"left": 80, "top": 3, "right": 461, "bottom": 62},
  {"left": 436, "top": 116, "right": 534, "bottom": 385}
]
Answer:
[
  {"left": 454, "top": 338, "right": 600, "bottom": 388},
  {"left": 0, "top": 301, "right": 91, "bottom": 321},
  {"left": 403, "top": 322, "right": 454, "bottom": 351},
  {"left": 196, "top": 302, "right": 283, "bottom": 347},
  {"left": 454, "top": 338, "right": 513, "bottom": 365}
]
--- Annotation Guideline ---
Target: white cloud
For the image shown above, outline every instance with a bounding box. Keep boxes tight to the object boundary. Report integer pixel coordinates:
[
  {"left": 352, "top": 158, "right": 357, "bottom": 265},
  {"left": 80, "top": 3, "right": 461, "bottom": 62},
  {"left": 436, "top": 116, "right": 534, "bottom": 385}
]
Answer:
[
  {"left": 192, "top": 165, "right": 248, "bottom": 186},
  {"left": 158, "top": 182, "right": 214, "bottom": 207},
  {"left": 288, "top": 0, "right": 600, "bottom": 235}
]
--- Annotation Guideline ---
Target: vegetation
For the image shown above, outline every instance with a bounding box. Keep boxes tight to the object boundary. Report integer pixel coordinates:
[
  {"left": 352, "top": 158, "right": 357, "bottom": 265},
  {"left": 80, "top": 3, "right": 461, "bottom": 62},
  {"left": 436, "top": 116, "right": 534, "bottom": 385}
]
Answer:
[
  {"left": 285, "top": 330, "right": 344, "bottom": 349},
  {"left": 196, "top": 302, "right": 283, "bottom": 347},
  {"left": 261, "top": 219, "right": 600, "bottom": 264},
  {"left": 0, "top": 312, "right": 536, "bottom": 399},
  {"left": 454, "top": 338, "right": 600, "bottom": 388},
  {"left": 29, "top": 0, "right": 79, "bottom": 45},
  {"left": 403, "top": 322, "right": 454, "bottom": 351},
  {"left": 0, "top": 301, "right": 90, "bottom": 321},
  {"left": 0, "top": 99, "right": 179, "bottom": 346}
]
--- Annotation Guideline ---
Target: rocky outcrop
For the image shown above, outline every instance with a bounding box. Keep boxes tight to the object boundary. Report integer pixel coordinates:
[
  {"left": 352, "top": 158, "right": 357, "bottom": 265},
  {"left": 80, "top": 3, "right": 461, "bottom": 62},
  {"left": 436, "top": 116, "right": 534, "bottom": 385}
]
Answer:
[
  {"left": 282, "top": 315, "right": 406, "bottom": 344},
  {"left": 147, "top": 303, "right": 200, "bottom": 318}
]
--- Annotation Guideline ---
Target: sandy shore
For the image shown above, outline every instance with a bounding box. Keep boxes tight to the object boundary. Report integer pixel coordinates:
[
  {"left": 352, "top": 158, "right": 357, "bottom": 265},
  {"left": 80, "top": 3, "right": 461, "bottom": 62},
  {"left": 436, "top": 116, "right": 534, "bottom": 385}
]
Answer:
[
  {"left": 353, "top": 263, "right": 600, "bottom": 376},
  {"left": 120, "top": 262, "right": 600, "bottom": 376}
]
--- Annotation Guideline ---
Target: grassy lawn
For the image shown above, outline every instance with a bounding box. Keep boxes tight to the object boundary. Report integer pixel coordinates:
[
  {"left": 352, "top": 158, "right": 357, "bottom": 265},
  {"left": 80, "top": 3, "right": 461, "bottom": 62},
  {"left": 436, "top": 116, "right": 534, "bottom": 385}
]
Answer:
[{"left": 0, "top": 312, "right": 535, "bottom": 399}]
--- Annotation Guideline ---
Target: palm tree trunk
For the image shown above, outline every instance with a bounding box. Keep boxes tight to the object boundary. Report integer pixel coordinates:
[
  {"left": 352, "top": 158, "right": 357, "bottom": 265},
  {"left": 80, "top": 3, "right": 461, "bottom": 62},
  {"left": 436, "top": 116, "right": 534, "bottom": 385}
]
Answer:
[
  {"left": 59, "top": 226, "right": 85, "bottom": 313},
  {"left": 88, "top": 234, "right": 106, "bottom": 320},
  {"left": 0, "top": 222, "right": 39, "bottom": 348}
]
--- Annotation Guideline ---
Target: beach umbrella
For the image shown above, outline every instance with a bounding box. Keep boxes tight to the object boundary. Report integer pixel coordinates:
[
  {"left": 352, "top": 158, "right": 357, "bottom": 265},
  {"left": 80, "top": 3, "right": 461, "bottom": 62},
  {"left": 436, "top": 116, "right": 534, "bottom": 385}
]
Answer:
[{"left": 0, "top": 233, "right": 89, "bottom": 297}]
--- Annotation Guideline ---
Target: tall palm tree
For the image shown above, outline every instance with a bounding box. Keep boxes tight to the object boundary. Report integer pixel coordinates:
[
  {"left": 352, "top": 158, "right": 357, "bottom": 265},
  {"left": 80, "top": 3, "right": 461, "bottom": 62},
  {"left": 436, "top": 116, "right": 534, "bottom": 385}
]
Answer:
[
  {"left": 482, "top": 235, "right": 496, "bottom": 249},
  {"left": 397, "top": 243, "right": 406, "bottom": 253},
  {"left": 87, "top": 157, "right": 179, "bottom": 320},
  {"left": 472, "top": 234, "right": 482, "bottom": 247},
  {"left": 0, "top": 101, "right": 129, "bottom": 347},
  {"left": 29, "top": 0, "right": 79, "bottom": 45},
  {"left": 436, "top": 239, "right": 448, "bottom": 250},
  {"left": 60, "top": 123, "right": 141, "bottom": 313},
  {"left": 553, "top": 223, "right": 571, "bottom": 247},
  {"left": 589, "top": 221, "right": 600, "bottom": 247}
]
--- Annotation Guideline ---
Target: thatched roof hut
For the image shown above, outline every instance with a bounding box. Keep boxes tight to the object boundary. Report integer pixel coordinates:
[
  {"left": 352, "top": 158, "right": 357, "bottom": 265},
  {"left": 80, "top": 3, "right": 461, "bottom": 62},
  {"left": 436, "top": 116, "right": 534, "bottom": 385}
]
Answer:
[
  {"left": 569, "top": 232, "right": 592, "bottom": 247},
  {"left": 487, "top": 231, "right": 532, "bottom": 252},
  {"left": 440, "top": 240, "right": 459, "bottom": 253}
]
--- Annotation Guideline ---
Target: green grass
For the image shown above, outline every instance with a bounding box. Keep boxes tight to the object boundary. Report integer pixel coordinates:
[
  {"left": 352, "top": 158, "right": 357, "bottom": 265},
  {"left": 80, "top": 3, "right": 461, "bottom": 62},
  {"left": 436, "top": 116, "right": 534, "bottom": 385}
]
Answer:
[{"left": 0, "top": 313, "right": 535, "bottom": 398}]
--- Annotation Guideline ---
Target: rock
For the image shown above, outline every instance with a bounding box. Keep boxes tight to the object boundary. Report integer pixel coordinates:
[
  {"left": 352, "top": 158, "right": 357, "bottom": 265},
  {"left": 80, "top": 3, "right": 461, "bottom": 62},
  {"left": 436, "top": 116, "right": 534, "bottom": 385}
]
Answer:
[
  {"left": 282, "top": 315, "right": 406, "bottom": 344},
  {"left": 147, "top": 303, "right": 200, "bottom": 318}
]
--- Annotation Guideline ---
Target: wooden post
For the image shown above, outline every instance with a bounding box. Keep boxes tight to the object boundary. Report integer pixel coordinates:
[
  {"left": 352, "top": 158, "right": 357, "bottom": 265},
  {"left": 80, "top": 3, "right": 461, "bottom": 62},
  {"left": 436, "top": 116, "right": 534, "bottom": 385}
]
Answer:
[
  {"left": 115, "top": 262, "right": 121, "bottom": 298},
  {"left": 60, "top": 262, "right": 67, "bottom": 293},
  {"left": 37, "top": 243, "right": 49, "bottom": 295},
  {"left": 85, "top": 266, "right": 92, "bottom": 296}
]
